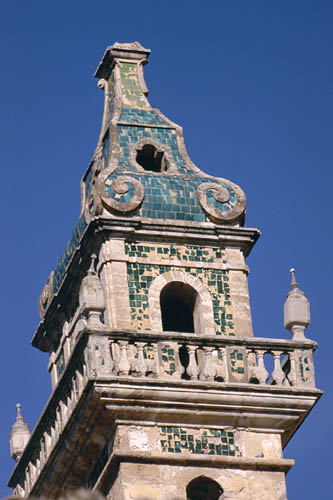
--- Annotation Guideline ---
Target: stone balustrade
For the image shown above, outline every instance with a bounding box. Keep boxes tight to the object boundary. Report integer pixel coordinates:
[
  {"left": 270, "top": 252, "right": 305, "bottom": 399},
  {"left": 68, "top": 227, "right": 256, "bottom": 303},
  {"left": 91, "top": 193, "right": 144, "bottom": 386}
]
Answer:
[
  {"left": 101, "top": 333, "right": 316, "bottom": 389},
  {"left": 11, "top": 329, "right": 317, "bottom": 497},
  {"left": 12, "top": 355, "right": 89, "bottom": 497}
]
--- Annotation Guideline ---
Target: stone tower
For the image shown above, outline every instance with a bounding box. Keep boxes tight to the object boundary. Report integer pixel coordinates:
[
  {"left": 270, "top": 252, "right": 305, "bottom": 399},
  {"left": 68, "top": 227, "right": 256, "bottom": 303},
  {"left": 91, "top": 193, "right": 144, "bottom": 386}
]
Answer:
[{"left": 8, "top": 42, "right": 321, "bottom": 500}]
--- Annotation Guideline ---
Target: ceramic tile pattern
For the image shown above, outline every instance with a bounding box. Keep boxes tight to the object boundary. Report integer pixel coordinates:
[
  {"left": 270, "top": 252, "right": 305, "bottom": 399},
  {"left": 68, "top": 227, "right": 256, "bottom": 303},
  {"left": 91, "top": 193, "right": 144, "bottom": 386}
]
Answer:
[
  {"left": 159, "top": 426, "right": 241, "bottom": 456},
  {"left": 125, "top": 242, "right": 234, "bottom": 335},
  {"left": 50, "top": 51, "right": 238, "bottom": 301},
  {"left": 107, "top": 172, "right": 222, "bottom": 223},
  {"left": 160, "top": 344, "right": 176, "bottom": 375},
  {"left": 118, "top": 62, "right": 149, "bottom": 109},
  {"left": 53, "top": 215, "right": 87, "bottom": 293},
  {"left": 300, "top": 355, "right": 311, "bottom": 383},
  {"left": 117, "top": 125, "right": 190, "bottom": 175},
  {"left": 120, "top": 108, "right": 167, "bottom": 125},
  {"left": 207, "top": 187, "right": 237, "bottom": 213},
  {"left": 230, "top": 349, "right": 245, "bottom": 378}
]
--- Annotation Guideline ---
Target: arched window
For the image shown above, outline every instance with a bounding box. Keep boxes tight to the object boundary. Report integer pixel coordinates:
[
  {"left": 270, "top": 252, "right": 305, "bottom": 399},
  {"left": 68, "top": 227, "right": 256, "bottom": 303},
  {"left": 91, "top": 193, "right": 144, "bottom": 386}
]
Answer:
[
  {"left": 160, "top": 282, "right": 197, "bottom": 333},
  {"left": 186, "top": 476, "right": 224, "bottom": 500},
  {"left": 136, "top": 144, "right": 168, "bottom": 172},
  {"left": 149, "top": 270, "right": 216, "bottom": 336}
]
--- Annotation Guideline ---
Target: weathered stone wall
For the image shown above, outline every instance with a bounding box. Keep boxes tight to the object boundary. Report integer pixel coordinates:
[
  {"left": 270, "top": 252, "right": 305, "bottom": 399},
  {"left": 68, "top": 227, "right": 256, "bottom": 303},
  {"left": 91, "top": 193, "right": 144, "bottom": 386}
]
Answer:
[
  {"left": 98, "top": 424, "right": 287, "bottom": 500},
  {"left": 98, "top": 238, "right": 254, "bottom": 338},
  {"left": 106, "top": 462, "right": 287, "bottom": 500}
]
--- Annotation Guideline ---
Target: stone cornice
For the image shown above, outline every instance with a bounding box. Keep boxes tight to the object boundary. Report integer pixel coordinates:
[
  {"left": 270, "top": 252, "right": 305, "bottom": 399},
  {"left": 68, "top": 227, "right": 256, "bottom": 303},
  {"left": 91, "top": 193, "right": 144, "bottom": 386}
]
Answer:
[{"left": 95, "top": 451, "right": 295, "bottom": 494}]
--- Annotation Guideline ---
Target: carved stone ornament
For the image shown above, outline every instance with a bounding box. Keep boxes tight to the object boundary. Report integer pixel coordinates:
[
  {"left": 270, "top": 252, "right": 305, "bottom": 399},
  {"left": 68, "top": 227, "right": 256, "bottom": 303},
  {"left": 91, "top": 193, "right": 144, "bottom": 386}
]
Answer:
[
  {"left": 197, "top": 181, "right": 246, "bottom": 223},
  {"left": 97, "top": 171, "right": 144, "bottom": 213},
  {"left": 84, "top": 155, "right": 104, "bottom": 224},
  {"left": 38, "top": 271, "right": 54, "bottom": 318}
]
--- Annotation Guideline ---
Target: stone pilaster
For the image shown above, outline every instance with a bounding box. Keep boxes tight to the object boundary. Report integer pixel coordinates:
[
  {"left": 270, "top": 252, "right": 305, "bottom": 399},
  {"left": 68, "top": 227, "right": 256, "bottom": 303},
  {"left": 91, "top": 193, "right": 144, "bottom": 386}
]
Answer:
[
  {"left": 225, "top": 247, "right": 253, "bottom": 337},
  {"left": 99, "top": 239, "right": 131, "bottom": 330}
]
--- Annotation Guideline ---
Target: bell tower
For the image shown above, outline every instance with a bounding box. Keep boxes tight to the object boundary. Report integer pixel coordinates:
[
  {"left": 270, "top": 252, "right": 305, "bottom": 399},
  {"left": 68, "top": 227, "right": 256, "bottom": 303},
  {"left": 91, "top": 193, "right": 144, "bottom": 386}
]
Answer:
[{"left": 8, "top": 42, "right": 321, "bottom": 500}]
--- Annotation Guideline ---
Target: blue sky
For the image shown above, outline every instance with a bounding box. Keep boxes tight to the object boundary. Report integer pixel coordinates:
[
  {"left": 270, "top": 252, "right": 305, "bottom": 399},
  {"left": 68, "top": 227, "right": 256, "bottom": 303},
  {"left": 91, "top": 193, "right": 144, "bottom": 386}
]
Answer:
[{"left": 0, "top": 1, "right": 332, "bottom": 498}]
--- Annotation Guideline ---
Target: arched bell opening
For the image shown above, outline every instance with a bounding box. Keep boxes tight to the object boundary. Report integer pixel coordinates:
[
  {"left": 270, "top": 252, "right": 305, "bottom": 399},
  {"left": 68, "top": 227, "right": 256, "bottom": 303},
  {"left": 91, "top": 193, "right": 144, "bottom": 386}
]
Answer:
[
  {"left": 149, "top": 271, "right": 216, "bottom": 336},
  {"left": 186, "top": 476, "right": 224, "bottom": 500},
  {"left": 160, "top": 281, "right": 198, "bottom": 333},
  {"left": 136, "top": 144, "right": 168, "bottom": 173}
]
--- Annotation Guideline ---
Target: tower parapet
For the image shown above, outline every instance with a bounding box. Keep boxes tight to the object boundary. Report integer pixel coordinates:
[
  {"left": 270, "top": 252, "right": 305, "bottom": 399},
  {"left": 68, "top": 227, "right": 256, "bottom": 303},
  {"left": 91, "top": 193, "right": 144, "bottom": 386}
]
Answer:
[{"left": 8, "top": 43, "right": 321, "bottom": 500}]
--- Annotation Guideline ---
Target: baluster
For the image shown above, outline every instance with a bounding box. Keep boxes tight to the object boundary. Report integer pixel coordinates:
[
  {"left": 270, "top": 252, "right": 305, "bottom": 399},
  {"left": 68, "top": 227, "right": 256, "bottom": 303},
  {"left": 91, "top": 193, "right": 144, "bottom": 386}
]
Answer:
[
  {"left": 76, "top": 367, "right": 84, "bottom": 394},
  {"left": 57, "top": 405, "right": 63, "bottom": 432},
  {"left": 112, "top": 342, "right": 121, "bottom": 373},
  {"left": 70, "top": 382, "right": 75, "bottom": 407},
  {"left": 255, "top": 350, "right": 269, "bottom": 384},
  {"left": 108, "top": 339, "right": 115, "bottom": 373},
  {"left": 221, "top": 347, "right": 229, "bottom": 382},
  {"left": 216, "top": 347, "right": 228, "bottom": 381},
  {"left": 50, "top": 425, "right": 56, "bottom": 448},
  {"left": 54, "top": 415, "right": 59, "bottom": 441},
  {"left": 271, "top": 350, "right": 285, "bottom": 385},
  {"left": 30, "top": 463, "right": 35, "bottom": 489},
  {"left": 28, "top": 464, "right": 33, "bottom": 490},
  {"left": 25, "top": 468, "right": 30, "bottom": 493},
  {"left": 118, "top": 341, "right": 131, "bottom": 375},
  {"left": 57, "top": 407, "right": 62, "bottom": 435},
  {"left": 201, "top": 347, "right": 216, "bottom": 381},
  {"left": 247, "top": 350, "right": 257, "bottom": 382},
  {"left": 45, "top": 429, "right": 51, "bottom": 454},
  {"left": 35, "top": 457, "right": 41, "bottom": 477},
  {"left": 135, "top": 342, "right": 147, "bottom": 376},
  {"left": 186, "top": 345, "right": 200, "bottom": 380},
  {"left": 30, "top": 462, "right": 36, "bottom": 487},
  {"left": 67, "top": 390, "right": 72, "bottom": 414},
  {"left": 127, "top": 344, "right": 137, "bottom": 373},
  {"left": 24, "top": 476, "right": 28, "bottom": 496},
  {"left": 288, "top": 351, "right": 297, "bottom": 386},
  {"left": 82, "top": 361, "right": 88, "bottom": 383},
  {"left": 151, "top": 343, "right": 159, "bottom": 377},
  {"left": 41, "top": 433, "right": 48, "bottom": 463},
  {"left": 73, "top": 374, "right": 79, "bottom": 401},
  {"left": 23, "top": 476, "right": 28, "bottom": 496},
  {"left": 66, "top": 392, "right": 72, "bottom": 413},
  {"left": 18, "top": 484, "right": 25, "bottom": 497},
  {"left": 60, "top": 399, "right": 68, "bottom": 426},
  {"left": 144, "top": 344, "right": 153, "bottom": 373}
]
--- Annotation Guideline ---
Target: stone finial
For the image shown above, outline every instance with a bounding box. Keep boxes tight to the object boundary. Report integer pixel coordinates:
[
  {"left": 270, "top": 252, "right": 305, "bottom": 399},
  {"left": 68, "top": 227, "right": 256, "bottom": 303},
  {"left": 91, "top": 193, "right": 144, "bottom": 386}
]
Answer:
[
  {"left": 284, "top": 268, "right": 311, "bottom": 340},
  {"left": 9, "top": 403, "right": 31, "bottom": 461},
  {"left": 79, "top": 254, "right": 105, "bottom": 327}
]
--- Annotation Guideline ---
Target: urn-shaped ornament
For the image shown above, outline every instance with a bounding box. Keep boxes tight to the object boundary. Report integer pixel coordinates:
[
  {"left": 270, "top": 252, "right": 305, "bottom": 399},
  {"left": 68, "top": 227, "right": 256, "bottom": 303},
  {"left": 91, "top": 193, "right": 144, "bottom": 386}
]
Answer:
[{"left": 284, "top": 268, "right": 310, "bottom": 340}]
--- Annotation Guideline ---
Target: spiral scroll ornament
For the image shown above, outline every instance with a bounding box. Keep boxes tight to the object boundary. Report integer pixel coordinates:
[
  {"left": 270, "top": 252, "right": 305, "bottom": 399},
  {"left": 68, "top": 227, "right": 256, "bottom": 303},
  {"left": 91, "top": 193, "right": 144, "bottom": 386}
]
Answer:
[
  {"left": 98, "top": 173, "right": 145, "bottom": 213},
  {"left": 84, "top": 157, "right": 104, "bottom": 223},
  {"left": 197, "top": 181, "right": 246, "bottom": 223}
]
